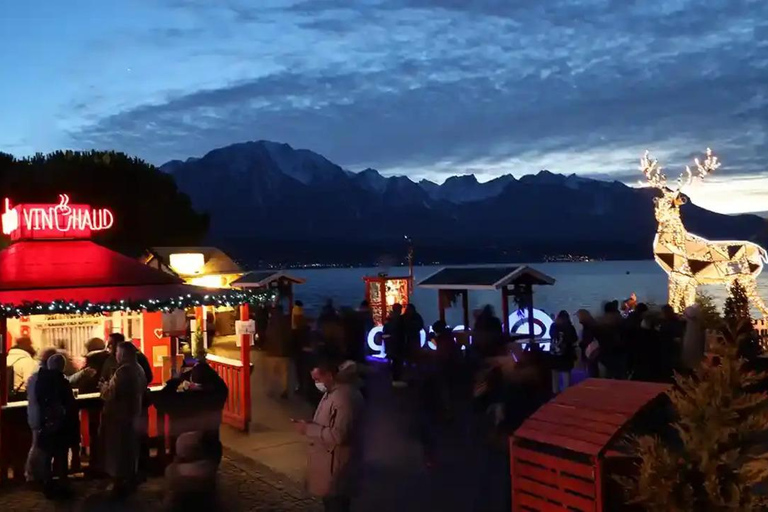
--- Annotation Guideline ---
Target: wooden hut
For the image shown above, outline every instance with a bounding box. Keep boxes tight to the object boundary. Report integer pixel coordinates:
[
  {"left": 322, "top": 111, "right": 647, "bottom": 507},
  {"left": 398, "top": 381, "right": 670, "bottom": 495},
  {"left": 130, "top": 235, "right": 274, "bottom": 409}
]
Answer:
[
  {"left": 510, "top": 379, "right": 671, "bottom": 511},
  {"left": 418, "top": 265, "right": 556, "bottom": 334}
]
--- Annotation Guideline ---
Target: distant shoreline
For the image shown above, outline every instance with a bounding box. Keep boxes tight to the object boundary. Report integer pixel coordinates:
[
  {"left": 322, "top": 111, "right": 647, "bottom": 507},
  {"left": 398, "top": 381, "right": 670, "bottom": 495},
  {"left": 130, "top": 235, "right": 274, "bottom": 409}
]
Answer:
[{"left": 253, "top": 257, "right": 658, "bottom": 271}]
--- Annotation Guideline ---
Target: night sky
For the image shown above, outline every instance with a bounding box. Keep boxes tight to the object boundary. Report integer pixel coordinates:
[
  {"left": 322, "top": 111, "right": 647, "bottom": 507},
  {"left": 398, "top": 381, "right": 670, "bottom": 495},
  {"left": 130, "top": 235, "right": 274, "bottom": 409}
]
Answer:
[{"left": 1, "top": 0, "right": 766, "bottom": 213}]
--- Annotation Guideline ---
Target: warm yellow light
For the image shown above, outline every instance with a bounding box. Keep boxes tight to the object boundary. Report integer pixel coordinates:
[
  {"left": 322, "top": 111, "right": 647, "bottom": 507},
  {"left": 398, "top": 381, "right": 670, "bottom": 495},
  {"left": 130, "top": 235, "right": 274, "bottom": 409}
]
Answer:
[
  {"left": 188, "top": 274, "right": 227, "bottom": 289},
  {"left": 643, "top": 148, "right": 768, "bottom": 316},
  {"left": 169, "top": 253, "right": 205, "bottom": 276}
]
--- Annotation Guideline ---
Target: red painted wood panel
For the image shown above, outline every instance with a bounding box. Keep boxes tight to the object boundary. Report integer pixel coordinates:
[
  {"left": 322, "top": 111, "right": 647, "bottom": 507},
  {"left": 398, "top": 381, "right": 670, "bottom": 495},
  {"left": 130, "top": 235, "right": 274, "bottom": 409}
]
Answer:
[
  {"left": 530, "top": 408, "right": 621, "bottom": 436},
  {"left": 514, "top": 491, "right": 563, "bottom": 511},
  {"left": 511, "top": 446, "right": 595, "bottom": 481},
  {"left": 515, "top": 427, "right": 603, "bottom": 457},
  {"left": 142, "top": 312, "right": 169, "bottom": 386},
  {"left": 516, "top": 477, "right": 595, "bottom": 511},
  {"left": 535, "top": 404, "right": 627, "bottom": 427},
  {"left": 522, "top": 418, "right": 613, "bottom": 447}
]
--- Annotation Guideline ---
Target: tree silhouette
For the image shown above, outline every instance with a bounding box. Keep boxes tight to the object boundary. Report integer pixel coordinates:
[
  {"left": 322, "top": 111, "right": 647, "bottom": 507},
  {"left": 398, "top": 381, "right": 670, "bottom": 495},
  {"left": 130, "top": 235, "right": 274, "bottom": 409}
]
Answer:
[
  {"left": 0, "top": 150, "right": 208, "bottom": 255},
  {"left": 723, "top": 280, "right": 752, "bottom": 325}
]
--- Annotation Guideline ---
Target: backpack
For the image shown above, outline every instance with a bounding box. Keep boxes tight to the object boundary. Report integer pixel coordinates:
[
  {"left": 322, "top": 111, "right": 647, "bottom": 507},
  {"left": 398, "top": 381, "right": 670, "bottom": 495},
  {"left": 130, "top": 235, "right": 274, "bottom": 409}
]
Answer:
[
  {"left": 7, "top": 366, "right": 26, "bottom": 402},
  {"left": 36, "top": 371, "right": 66, "bottom": 436}
]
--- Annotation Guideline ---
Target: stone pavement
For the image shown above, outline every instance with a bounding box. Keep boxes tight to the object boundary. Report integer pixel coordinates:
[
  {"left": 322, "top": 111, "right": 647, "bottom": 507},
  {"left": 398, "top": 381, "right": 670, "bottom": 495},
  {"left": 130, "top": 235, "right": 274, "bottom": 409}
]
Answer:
[
  {"left": 210, "top": 342, "right": 512, "bottom": 512},
  {"left": 0, "top": 450, "right": 321, "bottom": 511}
]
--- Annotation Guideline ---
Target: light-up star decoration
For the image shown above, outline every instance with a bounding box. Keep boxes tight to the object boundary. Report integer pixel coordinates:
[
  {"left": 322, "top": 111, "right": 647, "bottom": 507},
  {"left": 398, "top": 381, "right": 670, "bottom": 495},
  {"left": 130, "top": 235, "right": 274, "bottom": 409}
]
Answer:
[{"left": 641, "top": 148, "right": 768, "bottom": 315}]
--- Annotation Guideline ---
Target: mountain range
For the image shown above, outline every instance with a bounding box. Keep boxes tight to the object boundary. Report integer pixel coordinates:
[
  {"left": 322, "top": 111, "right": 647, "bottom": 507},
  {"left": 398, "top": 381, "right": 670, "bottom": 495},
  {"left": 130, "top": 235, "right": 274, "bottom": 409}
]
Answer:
[{"left": 161, "top": 141, "right": 768, "bottom": 267}]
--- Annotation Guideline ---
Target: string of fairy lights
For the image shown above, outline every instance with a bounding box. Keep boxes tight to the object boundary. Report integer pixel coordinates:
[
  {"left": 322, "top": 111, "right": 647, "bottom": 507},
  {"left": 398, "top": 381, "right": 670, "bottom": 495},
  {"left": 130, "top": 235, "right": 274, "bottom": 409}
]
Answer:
[
  {"left": 0, "top": 289, "right": 276, "bottom": 318},
  {"left": 642, "top": 148, "right": 768, "bottom": 320}
]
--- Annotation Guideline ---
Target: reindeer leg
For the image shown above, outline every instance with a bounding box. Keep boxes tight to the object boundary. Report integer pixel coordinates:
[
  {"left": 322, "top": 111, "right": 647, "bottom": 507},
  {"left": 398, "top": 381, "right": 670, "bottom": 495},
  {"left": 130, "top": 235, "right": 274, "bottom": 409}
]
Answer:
[
  {"left": 738, "top": 277, "right": 768, "bottom": 318},
  {"left": 668, "top": 273, "right": 692, "bottom": 313},
  {"left": 682, "top": 280, "right": 697, "bottom": 311}
]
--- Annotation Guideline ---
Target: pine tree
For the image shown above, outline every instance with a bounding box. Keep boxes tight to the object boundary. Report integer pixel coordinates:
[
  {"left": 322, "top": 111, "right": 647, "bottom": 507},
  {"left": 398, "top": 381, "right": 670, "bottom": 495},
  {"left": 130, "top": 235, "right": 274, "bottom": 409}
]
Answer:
[
  {"left": 695, "top": 292, "right": 723, "bottom": 331},
  {"left": 723, "top": 281, "right": 752, "bottom": 325},
  {"left": 619, "top": 318, "right": 768, "bottom": 511},
  {"left": 723, "top": 281, "right": 761, "bottom": 359}
]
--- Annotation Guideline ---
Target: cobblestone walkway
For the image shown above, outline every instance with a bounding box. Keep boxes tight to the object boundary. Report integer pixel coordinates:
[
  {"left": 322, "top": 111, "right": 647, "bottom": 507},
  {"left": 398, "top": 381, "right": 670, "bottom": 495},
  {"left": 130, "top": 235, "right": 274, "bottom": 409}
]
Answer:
[{"left": 0, "top": 450, "right": 321, "bottom": 512}]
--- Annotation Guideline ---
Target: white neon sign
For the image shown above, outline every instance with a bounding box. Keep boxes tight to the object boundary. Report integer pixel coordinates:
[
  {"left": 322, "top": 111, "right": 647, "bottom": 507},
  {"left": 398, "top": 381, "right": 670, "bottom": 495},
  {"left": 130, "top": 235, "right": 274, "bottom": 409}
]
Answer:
[{"left": 2, "top": 194, "right": 114, "bottom": 240}]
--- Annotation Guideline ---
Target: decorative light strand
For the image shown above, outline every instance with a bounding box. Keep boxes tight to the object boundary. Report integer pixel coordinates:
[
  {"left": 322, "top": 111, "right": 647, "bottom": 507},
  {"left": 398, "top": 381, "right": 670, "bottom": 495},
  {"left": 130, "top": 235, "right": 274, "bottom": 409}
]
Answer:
[
  {"left": 0, "top": 289, "right": 276, "bottom": 319},
  {"left": 642, "top": 148, "right": 768, "bottom": 315}
]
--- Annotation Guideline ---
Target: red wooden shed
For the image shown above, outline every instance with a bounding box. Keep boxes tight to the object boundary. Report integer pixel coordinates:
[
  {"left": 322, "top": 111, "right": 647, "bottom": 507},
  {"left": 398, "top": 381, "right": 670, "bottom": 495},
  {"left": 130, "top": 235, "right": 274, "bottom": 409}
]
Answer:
[{"left": 510, "top": 379, "right": 671, "bottom": 512}]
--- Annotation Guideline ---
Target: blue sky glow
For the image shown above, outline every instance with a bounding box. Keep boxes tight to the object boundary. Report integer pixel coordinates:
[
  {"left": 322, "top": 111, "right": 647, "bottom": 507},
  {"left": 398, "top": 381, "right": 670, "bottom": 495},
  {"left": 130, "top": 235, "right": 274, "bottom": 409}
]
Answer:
[{"left": 1, "top": 0, "right": 767, "bottom": 213}]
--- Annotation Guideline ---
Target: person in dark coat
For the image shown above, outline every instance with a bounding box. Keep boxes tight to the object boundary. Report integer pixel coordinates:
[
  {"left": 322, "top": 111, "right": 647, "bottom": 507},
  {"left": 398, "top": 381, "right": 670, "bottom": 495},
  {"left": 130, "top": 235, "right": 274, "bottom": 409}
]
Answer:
[
  {"left": 35, "top": 353, "right": 79, "bottom": 498},
  {"left": 383, "top": 304, "right": 406, "bottom": 386},
  {"left": 101, "top": 333, "right": 153, "bottom": 385},
  {"left": 473, "top": 305, "right": 504, "bottom": 359},
  {"left": 68, "top": 337, "right": 110, "bottom": 393},
  {"left": 188, "top": 358, "right": 228, "bottom": 464},
  {"left": 254, "top": 305, "right": 270, "bottom": 350},
  {"left": 403, "top": 303, "right": 425, "bottom": 367},
  {"left": 266, "top": 305, "right": 293, "bottom": 398},
  {"left": 341, "top": 307, "right": 366, "bottom": 364},
  {"left": 549, "top": 311, "right": 578, "bottom": 393},
  {"left": 575, "top": 309, "right": 599, "bottom": 378},
  {"left": 596, "top": 301, "right": 627, "bottom": 379},
  {"left": 357, "top": 301, "right": 375, "bottom": 335}
]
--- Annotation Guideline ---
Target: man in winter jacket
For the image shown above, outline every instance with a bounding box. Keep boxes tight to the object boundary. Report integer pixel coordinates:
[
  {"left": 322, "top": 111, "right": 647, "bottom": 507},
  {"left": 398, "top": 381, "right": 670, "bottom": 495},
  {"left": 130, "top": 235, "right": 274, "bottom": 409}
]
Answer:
[{"left": 295, "top": 357, "right": 364, "bottom": 512}]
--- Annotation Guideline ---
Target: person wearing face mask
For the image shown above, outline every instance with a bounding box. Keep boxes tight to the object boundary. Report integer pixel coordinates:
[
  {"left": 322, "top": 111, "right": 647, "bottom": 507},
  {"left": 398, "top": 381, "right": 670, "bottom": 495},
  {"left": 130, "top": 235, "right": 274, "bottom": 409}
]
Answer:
[{"left": 295, "top": 356, "right": 364, "bottom": 512}]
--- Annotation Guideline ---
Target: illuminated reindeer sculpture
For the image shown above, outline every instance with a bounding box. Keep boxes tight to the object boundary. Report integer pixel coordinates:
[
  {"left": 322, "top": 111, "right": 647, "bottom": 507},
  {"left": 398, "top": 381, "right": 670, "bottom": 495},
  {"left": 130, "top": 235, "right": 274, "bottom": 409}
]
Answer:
[{"left": 641, "top": 148, "right": 768, "bottom": 315}]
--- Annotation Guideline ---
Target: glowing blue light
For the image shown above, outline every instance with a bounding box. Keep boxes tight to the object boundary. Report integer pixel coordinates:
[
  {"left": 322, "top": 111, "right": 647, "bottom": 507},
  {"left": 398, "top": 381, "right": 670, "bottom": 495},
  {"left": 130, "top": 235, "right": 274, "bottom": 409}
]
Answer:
[
  {"left": 509, "top": 308, "right": 553, "bottom": 351},
  {"left": 367, "top": 326, "right": 429, "bottom": 359}
]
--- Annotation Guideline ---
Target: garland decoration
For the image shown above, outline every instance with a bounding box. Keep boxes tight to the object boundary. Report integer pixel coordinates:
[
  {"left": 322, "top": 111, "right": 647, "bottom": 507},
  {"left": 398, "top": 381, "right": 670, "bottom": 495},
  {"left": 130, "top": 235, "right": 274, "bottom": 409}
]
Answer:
[{"left": 0, "top": 289, "right": 276, "bottom": 318}]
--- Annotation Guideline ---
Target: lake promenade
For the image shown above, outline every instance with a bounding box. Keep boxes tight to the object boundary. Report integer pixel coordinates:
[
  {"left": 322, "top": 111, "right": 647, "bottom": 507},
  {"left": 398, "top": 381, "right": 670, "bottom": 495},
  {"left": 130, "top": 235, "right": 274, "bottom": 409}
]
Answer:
[{"left": 212, "top": 341, "right": 512, "bottom": 512}]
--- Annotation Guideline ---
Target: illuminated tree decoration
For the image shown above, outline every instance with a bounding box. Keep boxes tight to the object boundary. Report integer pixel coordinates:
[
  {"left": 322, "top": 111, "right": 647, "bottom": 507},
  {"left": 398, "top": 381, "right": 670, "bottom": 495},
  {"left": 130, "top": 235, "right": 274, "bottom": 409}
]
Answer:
[{"left": 641, "top": 148, "right": 768, "bottom": 315}]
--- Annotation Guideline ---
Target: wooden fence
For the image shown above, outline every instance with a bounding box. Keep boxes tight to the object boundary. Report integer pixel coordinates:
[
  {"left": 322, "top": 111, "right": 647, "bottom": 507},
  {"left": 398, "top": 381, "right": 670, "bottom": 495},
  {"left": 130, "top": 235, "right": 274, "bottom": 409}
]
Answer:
[{"left": 206, "top": 354, "right": 252, "bottom": 432}]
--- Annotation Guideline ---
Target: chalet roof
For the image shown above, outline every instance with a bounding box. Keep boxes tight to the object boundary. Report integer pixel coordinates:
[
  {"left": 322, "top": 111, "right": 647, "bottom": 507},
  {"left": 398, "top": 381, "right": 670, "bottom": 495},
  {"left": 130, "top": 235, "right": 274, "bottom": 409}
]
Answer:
[
  {"left": 417, "top": 265, "right": 555, "bottom": 290},
  {"left": 513, "top": 379, "right": 671, "bottom": 457},
  {"left": 231, "top": 270, "right": 306, "bottom": 288},
  {"left": 149, "top": 246, "right": 243, "bottom": 276},
  {"left": 0, "top": 240, "right": 214, "bottom": 305},
  {"left": 0, "top": 241, "right": 183, "bottom": 291}
]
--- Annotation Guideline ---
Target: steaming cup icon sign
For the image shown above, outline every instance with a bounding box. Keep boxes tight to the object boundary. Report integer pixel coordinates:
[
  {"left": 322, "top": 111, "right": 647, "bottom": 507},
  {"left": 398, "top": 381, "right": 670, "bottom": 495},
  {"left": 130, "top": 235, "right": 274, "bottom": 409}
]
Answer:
[
  {"left": 55, "top": 194, "right": 72, "bottom": 215},
  {"left": 1, "top": 199, "right": 18, "bottom": 235}
]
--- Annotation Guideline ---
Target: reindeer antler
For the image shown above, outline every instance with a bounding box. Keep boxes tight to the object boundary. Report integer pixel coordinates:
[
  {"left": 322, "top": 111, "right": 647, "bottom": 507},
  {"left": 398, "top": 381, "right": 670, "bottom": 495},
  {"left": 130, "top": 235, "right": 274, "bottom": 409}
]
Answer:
[
  {"left": 640, "top": 150, "right": 666, "bottom": 189},
  {"left": 680, "top": 148, "right": 720, "bottom": 188}
]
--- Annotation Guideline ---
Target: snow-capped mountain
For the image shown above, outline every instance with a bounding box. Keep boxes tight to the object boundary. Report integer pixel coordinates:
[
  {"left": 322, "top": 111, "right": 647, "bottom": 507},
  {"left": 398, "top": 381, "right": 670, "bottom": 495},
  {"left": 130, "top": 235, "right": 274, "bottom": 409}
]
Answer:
[{"left": 161, "top": 140, "right": 767, "bottom": 265}]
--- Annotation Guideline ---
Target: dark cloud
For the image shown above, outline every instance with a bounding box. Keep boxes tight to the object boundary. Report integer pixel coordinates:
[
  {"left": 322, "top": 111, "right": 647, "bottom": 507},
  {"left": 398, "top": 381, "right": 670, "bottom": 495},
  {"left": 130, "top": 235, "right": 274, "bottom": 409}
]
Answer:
[{"left": 67, "top": 0, "right": 768, "bottom": 189}]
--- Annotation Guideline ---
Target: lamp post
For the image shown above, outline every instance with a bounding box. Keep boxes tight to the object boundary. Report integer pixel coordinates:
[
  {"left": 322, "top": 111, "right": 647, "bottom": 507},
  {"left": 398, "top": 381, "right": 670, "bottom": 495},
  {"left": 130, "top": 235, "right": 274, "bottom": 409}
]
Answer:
[{"left": 405, "top": 235, "right": 414, "bottom": 296}]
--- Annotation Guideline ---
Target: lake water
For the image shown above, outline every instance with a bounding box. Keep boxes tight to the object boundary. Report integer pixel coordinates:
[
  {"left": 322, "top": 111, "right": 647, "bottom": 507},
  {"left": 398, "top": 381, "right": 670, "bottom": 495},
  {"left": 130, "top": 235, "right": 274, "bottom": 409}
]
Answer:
[{"left": 286, "top": 260, "right": 768, "bottom": 326}]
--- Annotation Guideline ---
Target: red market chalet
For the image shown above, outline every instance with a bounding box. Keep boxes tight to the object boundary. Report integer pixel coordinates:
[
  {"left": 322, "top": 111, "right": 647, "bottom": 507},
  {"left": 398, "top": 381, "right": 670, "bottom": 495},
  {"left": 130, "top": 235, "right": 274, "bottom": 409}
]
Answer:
[{"left": 0, "top": 194, "right": 270, "bottom": 482}]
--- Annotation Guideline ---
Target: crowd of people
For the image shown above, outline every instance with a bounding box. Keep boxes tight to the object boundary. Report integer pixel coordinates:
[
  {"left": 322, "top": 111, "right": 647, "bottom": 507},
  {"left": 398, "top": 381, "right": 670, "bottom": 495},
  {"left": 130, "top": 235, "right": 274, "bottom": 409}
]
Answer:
[
  {"left": 4, "top": 292, "right": 715, "bottom": 511},
  {"left": 7, "top": 331, "right": 228, "bottom": 506}
]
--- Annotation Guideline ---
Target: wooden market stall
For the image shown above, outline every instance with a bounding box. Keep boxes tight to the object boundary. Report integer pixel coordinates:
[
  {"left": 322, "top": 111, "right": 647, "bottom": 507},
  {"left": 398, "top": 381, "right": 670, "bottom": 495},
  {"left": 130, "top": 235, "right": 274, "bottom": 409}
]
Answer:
[
  {"left": 0, "top": 195, "right": 268, "bottom": 482},
  {"left": 417, "top": 265, "right": 556, "bottom": 336},
  {"left": 231, "top": 270, "right": 306, "bottom": 311},
  {"left": 510, "top": 379, "right": 671, "bottom": 511}
]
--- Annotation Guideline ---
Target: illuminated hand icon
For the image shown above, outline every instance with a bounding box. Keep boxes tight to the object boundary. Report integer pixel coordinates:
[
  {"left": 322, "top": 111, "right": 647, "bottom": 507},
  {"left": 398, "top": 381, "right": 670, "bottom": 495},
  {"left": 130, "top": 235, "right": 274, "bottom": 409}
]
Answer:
[{"left": 1, "top": 199, "right": 18, "bottom": 235}]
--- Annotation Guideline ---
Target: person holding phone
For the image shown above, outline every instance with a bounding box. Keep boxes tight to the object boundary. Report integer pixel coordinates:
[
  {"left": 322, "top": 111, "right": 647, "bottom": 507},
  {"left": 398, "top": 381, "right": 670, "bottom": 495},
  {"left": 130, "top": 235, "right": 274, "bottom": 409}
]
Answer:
[{"left": 294, "top": 356, "right": 364, "bottom": 512}]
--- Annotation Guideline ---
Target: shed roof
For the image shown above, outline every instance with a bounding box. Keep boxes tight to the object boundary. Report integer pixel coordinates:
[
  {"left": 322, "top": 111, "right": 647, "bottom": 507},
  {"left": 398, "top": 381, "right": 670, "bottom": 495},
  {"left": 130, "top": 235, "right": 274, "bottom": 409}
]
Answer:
[
  {"left": 0, "top": 240, "right": 220, "bottom": 306},
  {"left": 0, "top": 241, "right": 183, "bottom": 292},
  {"left": 149, "top": 246, "right": 243, "bottom": 276},
  {"left": 230, "top": 270, "right": 306, "bottom": 288},
  {"left": 418, "top": 265, "right": 555, "bottom": 290},
  {"left": 513, "top": 379, "right": 671, "bottom": 457}
]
